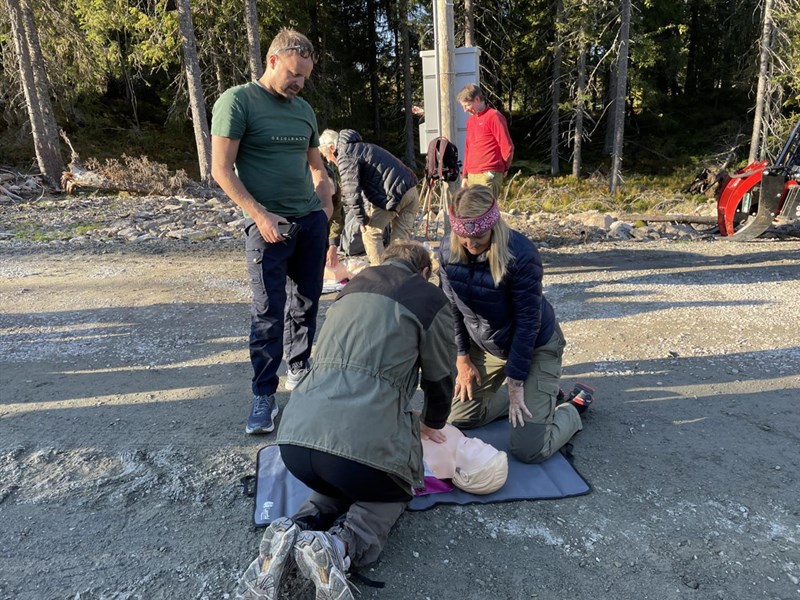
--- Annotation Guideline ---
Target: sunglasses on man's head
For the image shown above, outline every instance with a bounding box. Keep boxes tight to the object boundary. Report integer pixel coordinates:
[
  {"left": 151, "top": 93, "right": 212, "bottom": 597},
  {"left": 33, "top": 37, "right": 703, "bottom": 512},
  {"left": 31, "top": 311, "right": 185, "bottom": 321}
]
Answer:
[{"left": 275, "top": 45, "right": 318, "bottom": 63}]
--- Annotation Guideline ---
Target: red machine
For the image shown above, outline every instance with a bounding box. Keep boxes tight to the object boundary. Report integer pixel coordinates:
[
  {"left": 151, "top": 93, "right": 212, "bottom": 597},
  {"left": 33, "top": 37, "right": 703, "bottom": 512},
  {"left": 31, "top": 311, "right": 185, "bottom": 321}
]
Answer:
[{"left": 717, "top": 120, "right": 800, "bottom": 240}]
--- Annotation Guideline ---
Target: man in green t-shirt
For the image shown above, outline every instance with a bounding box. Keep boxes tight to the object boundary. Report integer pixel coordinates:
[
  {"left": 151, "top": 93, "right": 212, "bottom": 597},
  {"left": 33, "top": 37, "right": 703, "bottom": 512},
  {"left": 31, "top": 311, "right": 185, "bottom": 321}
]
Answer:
[{"left": 210, "top": 27, "right": 333, "bottom": 435}]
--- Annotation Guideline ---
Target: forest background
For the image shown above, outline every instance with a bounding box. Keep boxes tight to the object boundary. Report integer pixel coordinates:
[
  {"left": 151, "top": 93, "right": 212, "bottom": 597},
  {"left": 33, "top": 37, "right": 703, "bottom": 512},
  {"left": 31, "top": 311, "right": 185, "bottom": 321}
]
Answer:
[{"left": 2, "top": 0, "right": 800, "bottom": 210}]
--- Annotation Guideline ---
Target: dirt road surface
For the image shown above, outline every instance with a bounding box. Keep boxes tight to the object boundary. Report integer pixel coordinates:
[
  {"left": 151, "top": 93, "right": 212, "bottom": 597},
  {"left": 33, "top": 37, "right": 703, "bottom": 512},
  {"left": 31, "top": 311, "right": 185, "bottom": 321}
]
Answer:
[{"left": 1, "top": 238, "right": 798, "bottom": 600}]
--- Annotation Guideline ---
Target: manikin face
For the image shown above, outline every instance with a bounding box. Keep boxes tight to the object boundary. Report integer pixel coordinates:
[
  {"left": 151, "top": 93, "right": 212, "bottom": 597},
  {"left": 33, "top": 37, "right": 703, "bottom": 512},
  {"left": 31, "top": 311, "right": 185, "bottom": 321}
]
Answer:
[
  {"left": 456, "top": 230, "right": 492, "bottom": 256},
  {"left": 454, "top": 436, "right": 499, "bottom": 474},
  {"left": 265, "top": 51, "right": 313, "bottom": 100}
]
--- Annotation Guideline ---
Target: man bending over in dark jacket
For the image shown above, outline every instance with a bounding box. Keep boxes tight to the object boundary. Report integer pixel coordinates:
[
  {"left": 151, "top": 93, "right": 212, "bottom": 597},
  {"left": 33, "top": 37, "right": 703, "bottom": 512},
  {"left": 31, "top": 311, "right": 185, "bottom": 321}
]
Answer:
[
  {"left": 233, "top": 241, "right": 455, "bottom": 600},
  {"left": 324, "top": 129, "right": 419, "bottom": 265}
]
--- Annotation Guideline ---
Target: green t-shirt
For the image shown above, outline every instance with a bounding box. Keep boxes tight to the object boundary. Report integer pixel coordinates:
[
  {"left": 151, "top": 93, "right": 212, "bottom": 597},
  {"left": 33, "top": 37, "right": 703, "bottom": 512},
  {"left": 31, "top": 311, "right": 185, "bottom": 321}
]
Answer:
[{"left": 211, "top": 82, "right": 321, "bottom": 217}]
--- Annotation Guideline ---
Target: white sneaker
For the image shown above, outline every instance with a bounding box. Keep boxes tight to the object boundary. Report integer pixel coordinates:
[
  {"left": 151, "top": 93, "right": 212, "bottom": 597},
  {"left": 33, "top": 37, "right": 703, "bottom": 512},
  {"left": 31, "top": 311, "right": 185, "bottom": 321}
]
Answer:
[{"left": 285, "top": 365, "right": 309, "bottom": 391}]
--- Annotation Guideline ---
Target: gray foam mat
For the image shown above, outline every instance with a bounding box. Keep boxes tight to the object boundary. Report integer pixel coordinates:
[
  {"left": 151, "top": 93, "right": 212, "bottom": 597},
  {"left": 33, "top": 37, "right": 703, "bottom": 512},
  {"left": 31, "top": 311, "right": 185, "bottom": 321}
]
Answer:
[
  {"left": 408, "top": 420, "right": 590, "bottom": 511},
  {"left": 252, "top": 420, "right": 590, "bottom": 526}
]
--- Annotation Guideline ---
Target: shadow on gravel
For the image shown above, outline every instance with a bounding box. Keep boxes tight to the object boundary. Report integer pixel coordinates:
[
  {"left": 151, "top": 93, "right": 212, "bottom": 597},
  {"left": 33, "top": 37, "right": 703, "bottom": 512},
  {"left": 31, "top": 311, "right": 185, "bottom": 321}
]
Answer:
[
  {"left": 0, "top": 301, "right": 249, "bottom": 404},
  {"left": 544, "top": 246, "right": 800, "bottom": 278},
  {"left": 564, "top": 347, "right": 800, "bottom": 389}
]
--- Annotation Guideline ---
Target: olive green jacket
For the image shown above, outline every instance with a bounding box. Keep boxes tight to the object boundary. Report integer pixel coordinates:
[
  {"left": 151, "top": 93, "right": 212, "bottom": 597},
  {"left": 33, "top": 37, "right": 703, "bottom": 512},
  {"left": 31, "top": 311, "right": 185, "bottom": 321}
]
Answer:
[{"left": 277, "top": 259, "right": 455, "bottom": 490}]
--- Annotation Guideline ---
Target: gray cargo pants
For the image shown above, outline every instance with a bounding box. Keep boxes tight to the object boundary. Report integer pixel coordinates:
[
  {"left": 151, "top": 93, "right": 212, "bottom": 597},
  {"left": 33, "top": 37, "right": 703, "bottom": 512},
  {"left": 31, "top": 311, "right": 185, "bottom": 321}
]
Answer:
[{"left": 293, "top": 492, "right": 407, "bottom": 567}]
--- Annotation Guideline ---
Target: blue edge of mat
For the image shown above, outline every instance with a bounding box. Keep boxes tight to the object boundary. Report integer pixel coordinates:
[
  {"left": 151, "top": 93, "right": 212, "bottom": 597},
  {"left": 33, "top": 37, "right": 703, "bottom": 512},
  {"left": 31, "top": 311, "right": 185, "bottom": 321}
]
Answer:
[{"left": 252, "top": 419, "right": 591, "bottom": 527}]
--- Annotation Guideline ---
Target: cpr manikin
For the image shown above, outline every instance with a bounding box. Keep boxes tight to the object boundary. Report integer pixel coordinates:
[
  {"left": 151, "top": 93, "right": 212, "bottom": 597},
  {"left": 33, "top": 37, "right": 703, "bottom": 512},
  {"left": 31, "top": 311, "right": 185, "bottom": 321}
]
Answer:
[{"left": 421, "top": 423, "right": 508, "bottom": 495}]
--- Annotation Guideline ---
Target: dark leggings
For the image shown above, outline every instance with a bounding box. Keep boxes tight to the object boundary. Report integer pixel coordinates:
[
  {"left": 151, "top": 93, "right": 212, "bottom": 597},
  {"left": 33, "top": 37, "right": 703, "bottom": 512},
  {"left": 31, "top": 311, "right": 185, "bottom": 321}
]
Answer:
[{"left": 280, "top": 445, "right": 412, "bottom": 504}]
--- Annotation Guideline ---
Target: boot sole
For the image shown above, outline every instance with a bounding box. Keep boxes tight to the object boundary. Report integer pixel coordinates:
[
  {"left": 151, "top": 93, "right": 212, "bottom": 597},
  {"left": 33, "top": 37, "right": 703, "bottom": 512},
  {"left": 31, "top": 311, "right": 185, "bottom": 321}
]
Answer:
[
  {"left": 236, "top": 517, "right": 297, "bottom": 600},
  {"left": 295, "top": 534, "right": 354, "bottom": 600}
]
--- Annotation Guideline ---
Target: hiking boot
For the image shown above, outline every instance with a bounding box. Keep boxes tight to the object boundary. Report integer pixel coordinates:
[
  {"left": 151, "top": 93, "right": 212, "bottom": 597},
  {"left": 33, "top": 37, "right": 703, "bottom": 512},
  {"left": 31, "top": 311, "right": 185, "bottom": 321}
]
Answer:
[
  {"left": 234, "top": 517, "right": 299, "bottom": 600},
  {"left": 285, "top": 363, "right": 309, "bottom": 392},
  {"left": 246, "top": 394, "right": 278, "bottom": 435},
  {"left": 567, "top": 382, "right": 594, "bottom": 415},
  {"left": 294, "top": 531, "right": 355, "bottom": 600}
]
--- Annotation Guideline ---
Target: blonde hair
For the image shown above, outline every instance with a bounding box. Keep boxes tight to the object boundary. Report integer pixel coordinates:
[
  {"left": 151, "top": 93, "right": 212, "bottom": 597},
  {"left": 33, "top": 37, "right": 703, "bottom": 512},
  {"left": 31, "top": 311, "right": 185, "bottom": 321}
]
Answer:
[
  {"left": 452, "top": 450, "right": 508, "bottom": 495},
  {"left": 448, "top": 185, "right": 513, "bottom": 286}
]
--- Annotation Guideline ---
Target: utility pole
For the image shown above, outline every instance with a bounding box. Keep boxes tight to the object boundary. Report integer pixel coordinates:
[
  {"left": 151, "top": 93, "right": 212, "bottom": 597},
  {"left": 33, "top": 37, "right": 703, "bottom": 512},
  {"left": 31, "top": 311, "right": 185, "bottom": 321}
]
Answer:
[{"left": 434, "top": 0, "right": 456, "bottom": 144}]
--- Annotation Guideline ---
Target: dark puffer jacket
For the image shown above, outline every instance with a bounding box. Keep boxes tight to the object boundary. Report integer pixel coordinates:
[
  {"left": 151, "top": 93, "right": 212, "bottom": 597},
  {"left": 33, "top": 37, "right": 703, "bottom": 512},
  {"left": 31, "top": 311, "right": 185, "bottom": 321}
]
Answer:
[
  {"left": 337, "top": 129, "right": 418, "bottom": 225},
  {"left": 438, "top": 229, "right": 556, "bottom": 381}
]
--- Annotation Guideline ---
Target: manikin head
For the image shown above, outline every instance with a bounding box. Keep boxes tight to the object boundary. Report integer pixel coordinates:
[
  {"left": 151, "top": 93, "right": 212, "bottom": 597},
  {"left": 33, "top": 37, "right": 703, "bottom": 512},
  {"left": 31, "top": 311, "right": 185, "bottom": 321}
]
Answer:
[
  {"left": 422, "top": 424, "right": 508, "bottom": 495},
  {"left": 452, "top": 436, "right": 508, "bottom": 495}
]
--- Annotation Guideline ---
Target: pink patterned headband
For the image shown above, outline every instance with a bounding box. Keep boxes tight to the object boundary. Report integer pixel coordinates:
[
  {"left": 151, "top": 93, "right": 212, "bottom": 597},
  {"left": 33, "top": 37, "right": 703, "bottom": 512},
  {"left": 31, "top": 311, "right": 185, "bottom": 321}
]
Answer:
[{"left": 449, "top": 198, "right": 500, "bottom": 237}]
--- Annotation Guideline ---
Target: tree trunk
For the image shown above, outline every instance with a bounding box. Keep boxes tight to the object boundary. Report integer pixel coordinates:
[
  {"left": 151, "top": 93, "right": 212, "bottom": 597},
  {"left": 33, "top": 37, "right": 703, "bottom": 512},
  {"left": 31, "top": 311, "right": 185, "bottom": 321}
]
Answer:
[
  {"left": 116, "top": 31, "right": 140, "bottom": 129},
  {"left": 213, "top": 55, "right": 226, "bottom": 94},
  {"left": 176, "top": 0, "right": 211, "bottom": 183},
  {"left": 464, "top": 0, "right": 474, "bottom": 47},
  {"left": 748, "top": 0, "right": 775, "bottom": 164},
  {"left": 685, "top": 0, "right": 700, "bottom": 95},
  {"left": 5, "top": 0, "right": 63, "bottom": 185},
  {"left": 550, "top": 0, "right": 563, "bottom": 175},
  {"left": 20, "top": 0, "right": 61, "bottom": 151},
  {"left": 572, "top": 28, "right": 587, "bottom": 178},
  {"left": 244, "top": 0, "right": 262, "bottom": 80},
  {"left": 609, "top": 0, "right": 631, "bottom": 194},
  {"left": 603, "top": 62, "right": 616, "bottom": 156},
  {"left": 367, "top": 0, "right": 381, "bottom": 140},
  {"left": 400, "top": 0, "right": 415, "bottom": 166}
]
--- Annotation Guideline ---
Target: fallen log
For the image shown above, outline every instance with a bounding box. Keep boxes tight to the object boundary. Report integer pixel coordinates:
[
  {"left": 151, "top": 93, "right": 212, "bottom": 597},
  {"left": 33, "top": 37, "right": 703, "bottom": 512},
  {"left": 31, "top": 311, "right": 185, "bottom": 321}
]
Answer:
[
  {"left": 59, "top": 129, "right": 190, "bottom": 196},
  {"left": 0, "top": 183, "right": 24, "bottom": 202},
  {"left": 616, "top": 213, "right": 718, "bottom": 225}
]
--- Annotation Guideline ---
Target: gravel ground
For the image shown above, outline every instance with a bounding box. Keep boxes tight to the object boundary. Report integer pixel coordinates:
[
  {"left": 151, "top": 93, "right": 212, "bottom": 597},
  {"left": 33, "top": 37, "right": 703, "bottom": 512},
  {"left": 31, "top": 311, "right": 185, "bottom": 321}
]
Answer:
[{"left": 1, "top": 230, "right": 798, "bottom": 600}]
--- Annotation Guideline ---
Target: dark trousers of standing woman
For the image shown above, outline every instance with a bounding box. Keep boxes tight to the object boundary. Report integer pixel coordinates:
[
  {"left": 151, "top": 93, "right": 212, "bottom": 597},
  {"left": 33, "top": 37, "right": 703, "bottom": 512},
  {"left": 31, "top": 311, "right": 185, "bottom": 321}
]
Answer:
[{"left": 280, "top": 444, "right": 411, "bottom": 568}]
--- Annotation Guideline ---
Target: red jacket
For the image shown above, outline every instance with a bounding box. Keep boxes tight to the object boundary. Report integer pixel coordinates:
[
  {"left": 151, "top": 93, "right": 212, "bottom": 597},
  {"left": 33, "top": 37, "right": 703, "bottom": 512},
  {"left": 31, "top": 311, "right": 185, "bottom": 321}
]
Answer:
[{"left": 462, "top": 106, "right": 514, "bottom": 176}]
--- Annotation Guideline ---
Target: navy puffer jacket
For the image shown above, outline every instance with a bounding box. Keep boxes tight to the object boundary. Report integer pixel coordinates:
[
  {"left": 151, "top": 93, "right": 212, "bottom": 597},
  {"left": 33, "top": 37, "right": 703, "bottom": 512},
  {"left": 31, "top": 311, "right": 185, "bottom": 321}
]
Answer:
[
  {"left": 438, "top": 229, "right": 556, "bottom": 381},
  {"left": 337, "top": 129, "right": 418, "bottom": 225}
]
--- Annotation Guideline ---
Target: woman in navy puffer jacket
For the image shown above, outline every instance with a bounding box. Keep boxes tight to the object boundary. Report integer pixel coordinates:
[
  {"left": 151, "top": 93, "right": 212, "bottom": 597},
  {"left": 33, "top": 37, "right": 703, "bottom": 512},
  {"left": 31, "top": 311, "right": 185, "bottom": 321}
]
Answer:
[{"left": 439, "top": 185, "right": 588, "bottom": 463}]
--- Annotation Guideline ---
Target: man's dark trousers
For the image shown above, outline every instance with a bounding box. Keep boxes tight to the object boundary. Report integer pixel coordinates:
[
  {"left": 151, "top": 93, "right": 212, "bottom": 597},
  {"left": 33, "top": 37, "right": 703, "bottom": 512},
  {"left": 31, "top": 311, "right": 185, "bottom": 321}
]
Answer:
[{"left": 245, "top": 210, "right": 327, "bottom": 396}]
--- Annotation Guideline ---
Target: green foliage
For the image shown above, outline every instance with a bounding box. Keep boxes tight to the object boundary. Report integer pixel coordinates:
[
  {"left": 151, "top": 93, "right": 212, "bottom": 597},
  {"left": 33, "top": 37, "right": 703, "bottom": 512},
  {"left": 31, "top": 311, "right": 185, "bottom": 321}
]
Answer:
[
  {"left": 13, "top": 220, "right": 104, "bottom": 241},
  {"left": 1, "top": 0, "right": 799, "bottom": 203},
  {"left": 501, "top": 164, "right": 708, "bottom": 215}
]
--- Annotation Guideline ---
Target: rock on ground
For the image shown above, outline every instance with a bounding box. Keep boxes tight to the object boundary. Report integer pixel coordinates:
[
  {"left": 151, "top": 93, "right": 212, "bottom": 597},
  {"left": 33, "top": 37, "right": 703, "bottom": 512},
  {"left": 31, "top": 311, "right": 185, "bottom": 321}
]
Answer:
[{"left": 0, "top": 197, "right": 799, "bottom": 600}]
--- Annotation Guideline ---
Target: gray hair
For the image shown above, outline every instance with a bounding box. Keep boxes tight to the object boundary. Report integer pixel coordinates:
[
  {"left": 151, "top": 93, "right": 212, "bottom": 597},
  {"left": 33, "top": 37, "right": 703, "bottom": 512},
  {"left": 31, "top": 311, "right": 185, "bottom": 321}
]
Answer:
[
  {"left": 319, "top": 129, "right": 339, "bottom": 149},
  {"left": 267, "top": 28, "right": 313, "bottom": 58}
]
